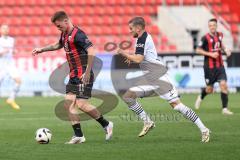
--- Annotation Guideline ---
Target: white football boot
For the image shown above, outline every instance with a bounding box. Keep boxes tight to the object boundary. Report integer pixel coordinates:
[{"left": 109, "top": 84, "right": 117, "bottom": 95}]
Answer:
[
  {"left": 65, "top": 136, "right": 86, "bottom": 144},
  {"left": 222, "top": 108, "right": 233, "bottom": 115},
  {"left": 195, "top": 95, "right": 202, "bottom": 110},
  {"left": 138, "top": 121, "right": 155, "bottom": 137},
  {"left": 201, "top": 128, "right": 210, "bottom": 143},
  {"left": 105, "top": 121, "right": 113, "bottom": 141}
]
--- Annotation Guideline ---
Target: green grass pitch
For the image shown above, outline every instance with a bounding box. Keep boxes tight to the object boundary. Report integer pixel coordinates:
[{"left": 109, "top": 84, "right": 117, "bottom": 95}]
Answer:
[{"left": 0, "top": 93, "right": 239, "bottom": 160}]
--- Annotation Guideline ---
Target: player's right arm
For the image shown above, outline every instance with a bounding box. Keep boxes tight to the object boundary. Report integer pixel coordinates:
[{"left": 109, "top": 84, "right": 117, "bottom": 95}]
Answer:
[
  {"left": 196, "top": 36, "right": 218, "bottom": 59},
  {"left": 32, "top": 41, "right": 63, "bottom": 56}
]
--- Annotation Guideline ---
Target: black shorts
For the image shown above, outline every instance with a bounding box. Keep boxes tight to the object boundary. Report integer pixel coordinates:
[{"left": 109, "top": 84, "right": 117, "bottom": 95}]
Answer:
[
  {"left": 66, "top": 74, "right": 94, "bottom": 99},
  {"left": 204, "top": 66, "right": 227, "bottom": 86}
]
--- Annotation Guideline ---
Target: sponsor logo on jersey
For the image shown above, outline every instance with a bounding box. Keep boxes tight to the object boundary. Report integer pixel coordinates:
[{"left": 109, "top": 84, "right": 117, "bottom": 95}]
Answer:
[{"left": 136, "top": 43, "right": 144, "bottom": 48}]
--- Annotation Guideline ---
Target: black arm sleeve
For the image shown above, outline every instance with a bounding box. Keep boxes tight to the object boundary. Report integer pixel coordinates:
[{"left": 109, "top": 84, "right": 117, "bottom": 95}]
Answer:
[{"left": 198, "top": 36, "right": 208, "bottom": 51}]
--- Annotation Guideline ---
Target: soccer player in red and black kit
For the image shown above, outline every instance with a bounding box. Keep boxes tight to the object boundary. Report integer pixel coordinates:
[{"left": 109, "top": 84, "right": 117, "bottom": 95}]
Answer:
[
  {"left": 32, "top": 11, "right": 113, "bottom": 144},
  {"left": 195, "top": 18, "right": 233, "bottom": 115}
]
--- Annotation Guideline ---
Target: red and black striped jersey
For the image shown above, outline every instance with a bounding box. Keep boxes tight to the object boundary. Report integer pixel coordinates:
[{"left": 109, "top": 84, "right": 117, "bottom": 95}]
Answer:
[
  {"left": 59, "top": 26, "right": 93, "bottom": 78},
  {"left": 198, "top": 32, "right": 224, "bottom": 69}
]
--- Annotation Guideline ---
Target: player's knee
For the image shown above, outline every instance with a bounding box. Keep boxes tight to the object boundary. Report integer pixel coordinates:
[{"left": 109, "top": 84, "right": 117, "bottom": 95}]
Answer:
[
  {"left": 64, "top": 94, "right": 75, "bottom": 108},
  {"left": 170, "top": 99, "right": 181, "bottom": 108},
  {"left": 76, "top": 99, "right": 89, "bottom": 110},
  {"left": 220, "top": 83, "right": 228, "bottom": 92},
  {"left": 206, "top": 87, "right": 213, "bottom": 93},
  {"left": 64, "top": 99, "right": 74, "bottom": 110},
  {"left": 122, "top": 93, "right": 136, "bottom": 106}
]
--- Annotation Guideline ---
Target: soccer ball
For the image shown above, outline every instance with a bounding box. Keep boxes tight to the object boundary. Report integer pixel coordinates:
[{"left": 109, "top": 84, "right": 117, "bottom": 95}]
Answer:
[{"left": 35, "top": 128, "right": 52, "bottom": 144}]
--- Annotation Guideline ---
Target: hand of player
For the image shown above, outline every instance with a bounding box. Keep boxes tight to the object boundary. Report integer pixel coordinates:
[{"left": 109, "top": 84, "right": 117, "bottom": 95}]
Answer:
[
  {"left": 81, "top": 72, "right": 90, "bottom": 85},
  {"left": 124, "top": 58, "right": 131, "bottom": 65},
  {"left": 224, "top": 48, "right": 232, "bottom": 57},
  {"left": 32, "top": 48, "right": 43, "bottom": 56},
  {"left": 117, "top": 48, "right": 125, "bottom": 56},
  {"left": 211, "top": 52, "right": 219, "bottom": 59}
]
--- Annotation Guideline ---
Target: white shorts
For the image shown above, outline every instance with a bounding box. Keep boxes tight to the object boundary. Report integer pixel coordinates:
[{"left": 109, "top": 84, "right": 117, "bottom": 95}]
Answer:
[
  {"left": 129, "top": 73, "right": 179, "bottom": 103},
  {"left": 0, "top": 62, "right": 20, "bottom": 82}
]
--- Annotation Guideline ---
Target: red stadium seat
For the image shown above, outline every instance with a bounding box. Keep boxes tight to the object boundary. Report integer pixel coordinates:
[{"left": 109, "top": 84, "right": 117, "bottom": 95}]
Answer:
[
  {"left": 125, "top": 6, "right": 135, "bottom": 15},
  {"left": 121, "top": 26, "right": 130, "bottom": 35},
  {"left": 145, "top": 0, "right": 164, "bottom": 5},
  {"left": 9, "top": 17, "right": 22, "bottom": 26},
  {"left": 222, "top": 14, "right": 231, "bottom": 22},
  {"left": 94, "top": 6, "right": 105, "bottom": 16},
  {"left": 114, "top": 6, "right": 125, "bottom": 15},
  {"left": 112, "top": 16, "right": 123, "bottom": 25},
  {"left": 102, "top": 16, "right": 113, "bottom": 25},
  {"left": 231, "top": 24, "right": 238, "bottom": 33},
  {"left": 169, "top": 44, "right": 177, "bottom": 51},
  {"left": 91, "top": 26, "right": 102, "bottom": 35},
  {"left": 222, "top": 4, "right": 230, "bottom": 13},
  {"left": 30, "top": 17, "right": 44, "bottom": 25},
  {"left": 92, "top": 16, "right": 103, "bottom": 25},
  {"left": 43, "top": 6, "right": 55, "bottom": 16},
  {"left": 4, "top": 0, "right": 17, "bottom": 6},
  {"left": 183, "top": 0, "right": 196, "bottom": 5},
  {"left": 109, "top": 26, "right": 118, "bottom": 35},
  {"left": 30, "top": 27, "right": 41, "bottom": 36},
  {"left": 231, "top": 14, "right": 239, "bottom": 23},
  {"left": 104, "top": 6, "right": 115, "bottom": 15},
  {"left": 135, "top": 6, "right": 145, "bottom": 15},
  {"left": 2, "top": 7, "right": 13, "bottom": 16},
  {"left": 21, "top": 16, "right": 32, "bottom": 26},
  {"left": 161, "top": 35, "right": 169, "bottom": 44},
  {"left": 149, "top": 26, "right": 160, "bottom": 35},
  {"left": 0, "top": 0, "right": 185, "bottom": 52}
]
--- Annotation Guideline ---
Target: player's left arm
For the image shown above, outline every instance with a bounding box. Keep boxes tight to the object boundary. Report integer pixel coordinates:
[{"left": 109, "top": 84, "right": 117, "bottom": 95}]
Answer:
[
  {"left": 220, "top": 32, "right": 231, "bottom": 57},
  {"left": 76, "top": 32, "right": 94, "bottom": 84},
  {"left": 82, "top": 46, "right": 95, "bottom": 84},
  {"left": 221, "top": 43, "right": 231, "bottom": 57},
  {"left": 117, "top": 49, "right": 144, "bottom": 63}
]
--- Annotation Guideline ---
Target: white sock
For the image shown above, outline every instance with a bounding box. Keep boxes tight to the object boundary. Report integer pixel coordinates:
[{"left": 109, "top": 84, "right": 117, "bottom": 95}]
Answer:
[
  {"left": 194, "top": 118, "right": 207, "bottom": 132},
  {"left": 9, "top": 83, "right": 20, "bottom": 100},
  {"left": 174, "top": 103, "right": 207, "bottom": 132},
  {"left": 129, "top": 102, "right": 151, "bottom": 123}
]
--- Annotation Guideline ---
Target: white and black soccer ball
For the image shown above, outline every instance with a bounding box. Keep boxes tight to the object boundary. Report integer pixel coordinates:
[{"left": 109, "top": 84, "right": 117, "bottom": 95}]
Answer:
[{"left": 35, "top": 128, "right": 52, "bottom": 144}]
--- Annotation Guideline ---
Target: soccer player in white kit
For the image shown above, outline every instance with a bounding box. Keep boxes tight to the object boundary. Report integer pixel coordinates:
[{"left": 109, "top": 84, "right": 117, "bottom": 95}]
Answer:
[
  {"left": 0, "top": 24, "right": 21, "bottom": 110},
  {"left": 117, "top": 17, "right": 210, "bottom": 142}
]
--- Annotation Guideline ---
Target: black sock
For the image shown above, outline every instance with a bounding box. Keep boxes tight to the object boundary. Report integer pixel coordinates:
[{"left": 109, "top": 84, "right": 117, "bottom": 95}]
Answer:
[
  {"left": 221, "top": 92, "right": 228, "bottom": 108},
  {"left": 201, "top": 88, "right": 208, "bottom": 100},
  {"left": 72, "top": 123, "right": 83, "bottom": 137},
  {"left": 96, "top": 115, "right": 109, "bottom": 128}
]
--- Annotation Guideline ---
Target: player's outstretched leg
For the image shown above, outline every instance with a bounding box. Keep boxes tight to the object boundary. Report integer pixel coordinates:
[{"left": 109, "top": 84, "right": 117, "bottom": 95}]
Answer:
[
  {"left": 64, "top": 94, "right": 86, "bottom": 144},
  {"left": 172, "top": 100, "right": 210, "bottom": 143},
  {"left": 219, "top": 81, "right": 233, "bottom": 115},
  {"left": 195, "top": 87, "right": 212, "bottom": 110},
  {"left": 76, "top": 99, "right": 113, "bottom": 141},
  {"left": 6, "top": 77, "right": 21, "bottom": 110},
  {"left": 122, "top": 90, "right": 155, "bottom": 137}
]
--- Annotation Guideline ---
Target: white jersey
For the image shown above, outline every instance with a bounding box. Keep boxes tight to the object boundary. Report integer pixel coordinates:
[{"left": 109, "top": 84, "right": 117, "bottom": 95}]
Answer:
[
  {"left": 135, "top": 31, "right": 164, "bottom": 67},
  {"left": 0, "top": 36, "right": 19, "bottom": 80},
  {"left": 131, "top": 31, "right": 179, "bottom": 103},
  {"left": 0, "top": 36, "right": 15, "bottom": 63}
]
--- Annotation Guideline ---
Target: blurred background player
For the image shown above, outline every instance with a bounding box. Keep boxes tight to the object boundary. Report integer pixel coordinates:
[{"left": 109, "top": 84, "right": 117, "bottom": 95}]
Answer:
[
  {"left": 32, "top": 11, "right": 113, "bottom": 144},
  {"left": 0, "top": 24, "right": 21, "bottom": 110},
  {"left": 195, "top": 18, "right": 233, "bottom": 115},
  {"left": 117, "top": 17, "right": 210, "bottom": 142}
]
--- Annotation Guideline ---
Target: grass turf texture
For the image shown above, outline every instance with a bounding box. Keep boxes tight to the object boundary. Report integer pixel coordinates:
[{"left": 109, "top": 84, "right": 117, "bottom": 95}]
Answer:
[{"left": 0, "top": 93, "right": 239, "bottom": 160}]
